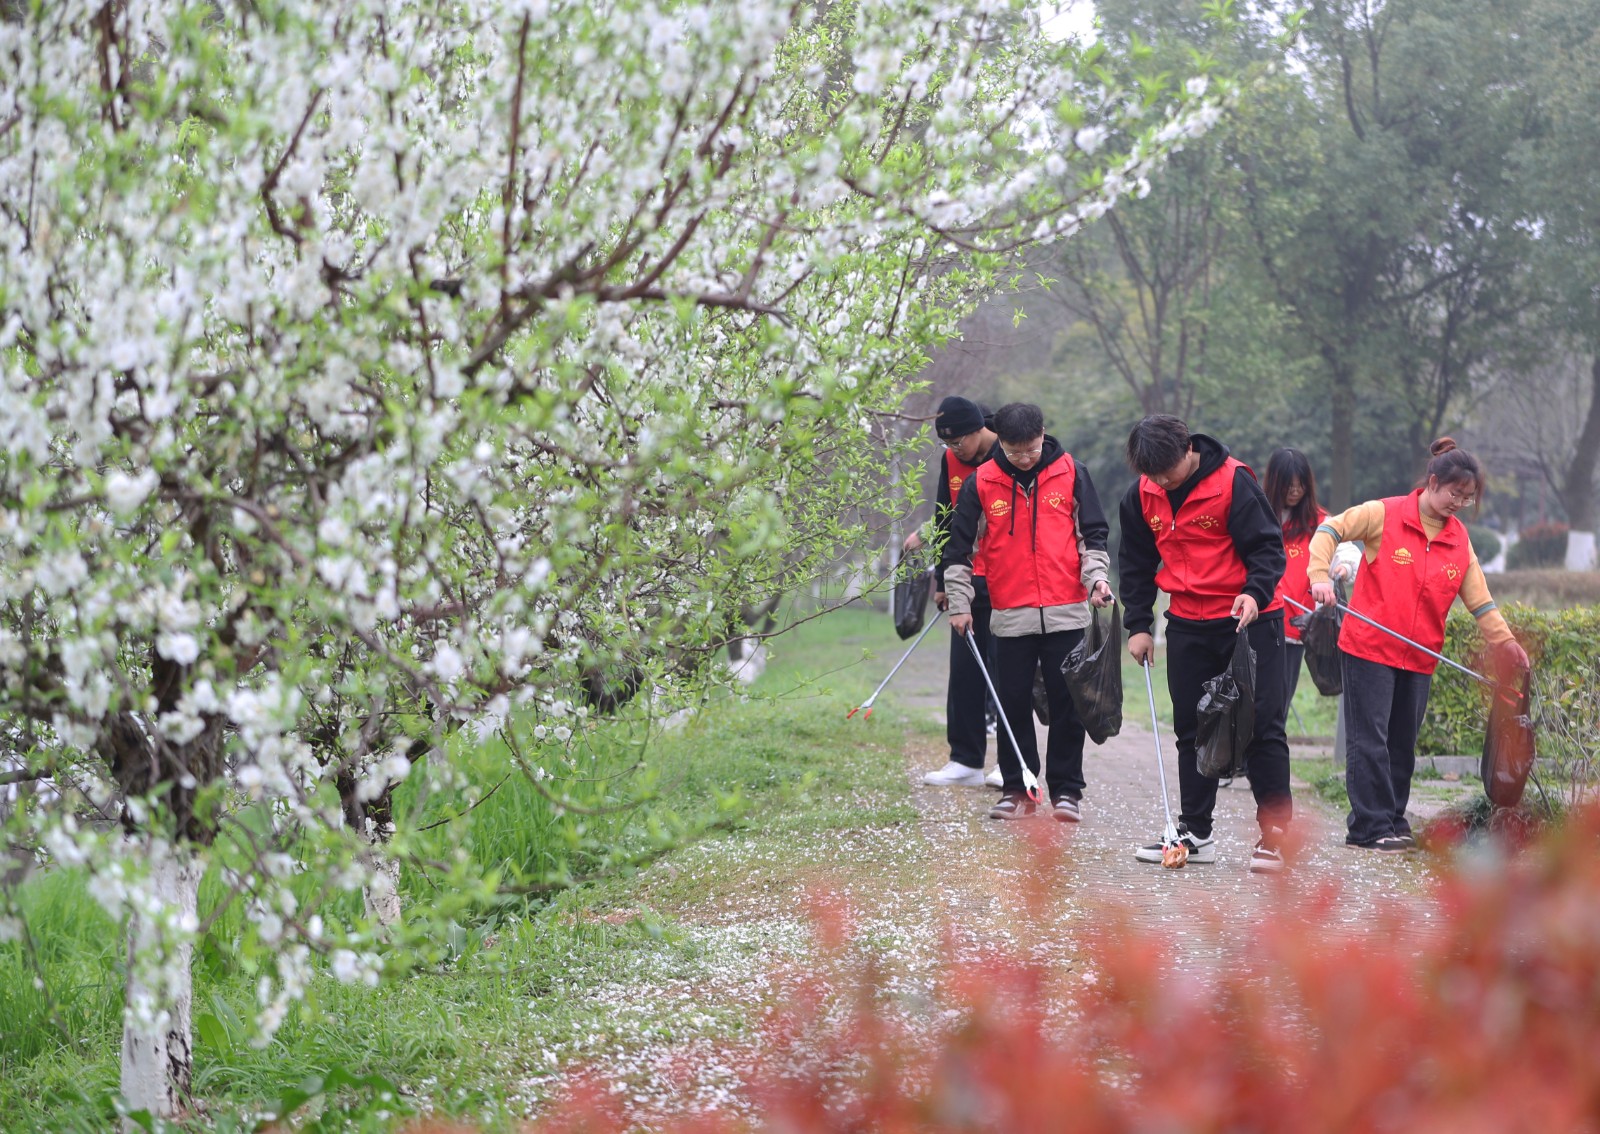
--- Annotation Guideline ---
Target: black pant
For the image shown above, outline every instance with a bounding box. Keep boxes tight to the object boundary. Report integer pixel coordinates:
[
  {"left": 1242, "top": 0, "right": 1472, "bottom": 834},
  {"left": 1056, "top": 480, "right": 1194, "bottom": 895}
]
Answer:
[
  {"left": 993, "top": 629, "right": 1086, "bottom": 798},
  {"left": 1284, "top": 641, "right": 1305, "bottom": 706},
  {"left": 1165, "top": 614, "right": 1293, "bottom": 839},
  {"left": 1341, "top": 651, "right": 1432, "bottom": 845},
  {"left": 948, "top": 579, "right": 993, "bottom": 769}
]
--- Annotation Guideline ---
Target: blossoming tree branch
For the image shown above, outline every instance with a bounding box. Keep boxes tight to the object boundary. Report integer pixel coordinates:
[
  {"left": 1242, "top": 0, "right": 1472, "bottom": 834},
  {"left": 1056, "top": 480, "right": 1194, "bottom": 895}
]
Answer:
[{"left": 0, "top": 0, "right": 1226, "bottom": 1120}]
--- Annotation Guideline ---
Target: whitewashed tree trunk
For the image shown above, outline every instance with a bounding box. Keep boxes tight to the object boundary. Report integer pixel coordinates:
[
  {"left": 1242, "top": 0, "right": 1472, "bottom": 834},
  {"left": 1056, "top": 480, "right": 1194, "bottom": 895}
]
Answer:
[
  {"left": 121, "top": 853, "right": 202, "bottom": 1129},
  {"left": 363, "top": 851, "right": 403, "bottom": 927},
  {"left": 726, "top": 639, "right": 768, "bottom": 685},
  {"left": 1565, "top": 530, "right": 1597, "bottom": 570}
]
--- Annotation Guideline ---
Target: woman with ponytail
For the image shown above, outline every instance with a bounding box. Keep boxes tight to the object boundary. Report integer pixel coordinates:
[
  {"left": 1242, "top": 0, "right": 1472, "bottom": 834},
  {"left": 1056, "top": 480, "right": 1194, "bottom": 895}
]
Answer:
[
  {"left": 1266, "top": 448, "right": 1326, "bottom": 705},
  {"left": 1307, "top": 439, "right": 1529, "bottom": 852}
]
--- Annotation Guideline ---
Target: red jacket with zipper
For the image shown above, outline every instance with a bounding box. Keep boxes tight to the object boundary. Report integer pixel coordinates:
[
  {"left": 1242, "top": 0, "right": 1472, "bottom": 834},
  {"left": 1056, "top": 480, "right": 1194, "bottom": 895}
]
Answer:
[
  {"left": 1278, "top": 508, "right": 1327, "bottom": 641},
  {"left": 1338, "top": 492, "right": 1469, "bottom": 674},
  {"left": 971, "top": 456, "right": 1086, "bottom": 610},
  {"left": 1138, "top": 456, "right": 1285, "bottom": 621}
]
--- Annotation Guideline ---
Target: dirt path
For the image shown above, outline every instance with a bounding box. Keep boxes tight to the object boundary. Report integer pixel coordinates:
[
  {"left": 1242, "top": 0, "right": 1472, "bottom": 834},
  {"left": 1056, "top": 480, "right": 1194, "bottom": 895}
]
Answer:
[{"left": 530, "top": 629, "right": 1446, "bottom": 1124}]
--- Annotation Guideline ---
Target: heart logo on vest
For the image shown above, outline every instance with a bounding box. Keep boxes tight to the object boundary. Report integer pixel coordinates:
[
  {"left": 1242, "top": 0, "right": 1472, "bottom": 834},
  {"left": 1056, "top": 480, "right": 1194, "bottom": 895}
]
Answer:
[
  {"left": 1193, "top": 514, "right": 1219, "bottom": 530},
  {"left": 1147, "top": 514, "right": 1163, "bottom": 533},
  {"left": 1445, "top": 562, "right": 1461, "bottom": 581},
  {"left": 949, "top": 475, "right": 965, "bottom": 497},
  {"left": 1391, "top": 547, "right": 1414, "bottom": 566},
  {"left": 989, "top": 498, "right": 1011, "bottom": 518},
  {"left": 1287, "top": 545, "right": 1302, "bottom": 558},
  {"left": 1046, "top": 491, "right": 1066, "bottom": 510}
]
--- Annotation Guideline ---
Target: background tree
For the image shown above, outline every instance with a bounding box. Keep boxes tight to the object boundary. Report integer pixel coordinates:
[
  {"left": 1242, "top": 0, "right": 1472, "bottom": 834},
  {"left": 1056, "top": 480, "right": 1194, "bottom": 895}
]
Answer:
[
  {"left": 1237, "top": 0, "right": 1537, "bottom": 505},
  {"left": 1508, "top": 0, "right": 1600, "bottom": 566}
]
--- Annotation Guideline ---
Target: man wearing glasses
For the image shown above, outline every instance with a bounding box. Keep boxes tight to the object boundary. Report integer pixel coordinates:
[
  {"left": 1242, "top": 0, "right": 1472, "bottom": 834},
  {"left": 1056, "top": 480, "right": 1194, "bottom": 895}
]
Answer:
[
  {"left": 905, "top": 395, "right": 1002, "bottom": 788},
  {"left": 943, "top": 403, "right": 1114, "bottom": 821}
]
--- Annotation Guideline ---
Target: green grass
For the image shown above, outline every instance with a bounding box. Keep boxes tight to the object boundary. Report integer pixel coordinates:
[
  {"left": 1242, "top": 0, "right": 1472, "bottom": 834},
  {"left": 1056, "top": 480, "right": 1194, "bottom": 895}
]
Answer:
[
  {"left": 0, "top": 602, "right": 916, "bottom": 1132},
  {"left": 1292, "top": 757, "right": 1350, "bottom": 809},
  {"left": 1116, "top": 649, "right": 1340, "bottom": 739}
]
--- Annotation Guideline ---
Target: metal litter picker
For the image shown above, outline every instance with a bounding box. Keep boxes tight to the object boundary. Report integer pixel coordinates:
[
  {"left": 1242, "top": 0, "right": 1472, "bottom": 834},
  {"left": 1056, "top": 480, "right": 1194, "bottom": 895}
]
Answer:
[
  {"left": 847, "top": 610, "right": 944, "bottom": 720},
  {"left": 963, "top": 629, "right": 1041, "bottom": 801},
  {"left": 1142, "top": 659, "right": 1188, "bottom": 868},
  {"left": 1281, "top": 596, "right": 1493, "bottom": 687}
]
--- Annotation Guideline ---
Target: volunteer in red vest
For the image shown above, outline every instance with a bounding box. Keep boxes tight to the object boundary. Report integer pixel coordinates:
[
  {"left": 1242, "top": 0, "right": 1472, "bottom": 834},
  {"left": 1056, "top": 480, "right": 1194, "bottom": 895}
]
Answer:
[
  {"left": 1308, "top": 438, "right": 1529, "bottom": 852},
  {"left": 1266, "top": 447, "right": 1328, "bottom": 705},
  {"left": 945, "top": 403, "right": 1113, "bottom": 821},
  {"left": 1118, "top": 415, "right": 1292, "bottom": 874},
  {"left": 905, "top": 395, "right": 1001, "bottom": 788}
]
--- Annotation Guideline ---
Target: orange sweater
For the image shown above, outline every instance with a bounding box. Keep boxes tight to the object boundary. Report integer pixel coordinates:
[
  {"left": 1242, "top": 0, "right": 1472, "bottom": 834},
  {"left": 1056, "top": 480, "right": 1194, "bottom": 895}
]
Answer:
[{"left": 1307, "top": 500, "right": 1513, "bottom": 645}]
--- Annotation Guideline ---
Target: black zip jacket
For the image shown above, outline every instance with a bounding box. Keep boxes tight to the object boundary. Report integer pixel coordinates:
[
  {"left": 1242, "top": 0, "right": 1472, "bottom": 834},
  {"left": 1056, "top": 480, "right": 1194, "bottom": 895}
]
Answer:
[{"left": 1116, "top": 434, "right": 1286, "bottom": 637}]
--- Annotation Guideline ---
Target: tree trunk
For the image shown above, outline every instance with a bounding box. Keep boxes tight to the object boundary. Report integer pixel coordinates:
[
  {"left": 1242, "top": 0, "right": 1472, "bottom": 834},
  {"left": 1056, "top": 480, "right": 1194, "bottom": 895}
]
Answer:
[
  {"left": 121, "top": 851, "right": 202, "bottom": 1128},
  {"left": 1328, "top": 357, "right": 1357, "bottom": 509},
  {"left": 363, "top": 852, "right": 403, "bottom": 927},
  {"left": 1561, "top": 353, "right": 1600, "bottom": 569}
]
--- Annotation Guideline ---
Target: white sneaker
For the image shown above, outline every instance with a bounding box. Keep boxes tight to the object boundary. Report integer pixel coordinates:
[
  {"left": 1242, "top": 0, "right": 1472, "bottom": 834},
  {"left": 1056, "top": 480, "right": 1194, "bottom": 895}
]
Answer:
[
  {"left": 1134, "top": 824, "right": 1217, "bottom": 864},
  {"left": 922, "top": 761, "right": 988, "bottom": 787},
  {"left": 984, "top": 767, "right": 1003, "bottom": 788}
]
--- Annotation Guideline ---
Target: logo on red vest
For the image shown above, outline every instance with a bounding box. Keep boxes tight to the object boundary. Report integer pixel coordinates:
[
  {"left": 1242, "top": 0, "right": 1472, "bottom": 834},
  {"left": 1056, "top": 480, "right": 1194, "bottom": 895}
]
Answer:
[
  {"left": 949, "top": 475, "right": 965, "bottom": 497},
  {"left": 1046, "top": 491, "right": 1066, "bottom": 511},
  {"left": 989, "top": 498, "right": 1011, "bottom": 519},
  {"left": 1444, "top": 562, "right": 1461, "bottom": 581},
  {"left": 1287, "top": 545, "right": 1303, "bottom": 558},
  {"left": 1391, "top": 547, "right": 1414, "bottom": 567},
  {"left": 1192, "top": 514, "right": 1220, "bottom": 530},
  {"left": 1147, "top": 514, "right": 1163, "bottom": 533}
]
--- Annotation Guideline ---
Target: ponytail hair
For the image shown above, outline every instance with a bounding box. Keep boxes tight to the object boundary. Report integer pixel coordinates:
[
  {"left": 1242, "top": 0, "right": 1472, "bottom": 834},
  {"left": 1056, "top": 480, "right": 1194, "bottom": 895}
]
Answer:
[{"left": 1421, "top": 437, "right": 1485, "bottom": 506}]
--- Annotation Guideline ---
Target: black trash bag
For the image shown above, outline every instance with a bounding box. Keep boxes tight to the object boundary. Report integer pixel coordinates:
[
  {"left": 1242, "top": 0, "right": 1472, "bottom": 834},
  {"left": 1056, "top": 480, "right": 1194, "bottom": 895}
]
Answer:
[
  {"left": 1292, "top": 601, "right": 1344, "bottom": 697},
  {"left": 1061, "top": 603, "right": 1123, "bottom": 744},
  {"left": 892, "top": 552, "right": 934, "bottom": 640},
  {"left": 1197, "top": 633, "right": 1256, "bottom": 779},
  {"left": 1481, "top": 669, "right": 1537, "bottom": 809},
  {"left": 1032, "top": 663, "right": 1051, "bottom": 727}
]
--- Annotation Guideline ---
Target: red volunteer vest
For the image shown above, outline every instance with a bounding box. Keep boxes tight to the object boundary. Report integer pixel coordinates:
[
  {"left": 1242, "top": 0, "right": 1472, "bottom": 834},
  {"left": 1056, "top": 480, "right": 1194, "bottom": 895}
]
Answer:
[
  {"left": 944, "top": 450, "right": 990, "bottom": 578},
  {"left": 972, "top": 456, "right": 1086, "bottom": 611},
  {"left": 1140, "top": 456, "right": 1284, "bottom": 621},
  {"left": 1339, "top": 492, "right": 1468, "bottom": 674},
  {"left": 1277, "top": 508, "right": 1327, "bottom": 641}
]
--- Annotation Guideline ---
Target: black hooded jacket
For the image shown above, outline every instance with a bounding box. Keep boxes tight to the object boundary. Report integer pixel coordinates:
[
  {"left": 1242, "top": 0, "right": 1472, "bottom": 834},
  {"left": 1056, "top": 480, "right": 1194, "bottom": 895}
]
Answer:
[{"left": 1116, "top": 434, "right": 1285, "bottom": 637}]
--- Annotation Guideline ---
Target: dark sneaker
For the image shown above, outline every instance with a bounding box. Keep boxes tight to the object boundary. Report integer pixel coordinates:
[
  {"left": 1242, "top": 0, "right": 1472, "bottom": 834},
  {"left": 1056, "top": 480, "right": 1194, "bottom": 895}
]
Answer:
[
  {"left": 1346, "top": 835, "right": 1412, "bottom": 852},
  {"left": 1050, "top": 795, "right": 1081, "bottom": 823},
  {"left": 1250, "top": 828, "right": 1287, "bottom": 874},
  {"left": 1135, "top": 824, "right": 1216, "bottom": 864},
  {"left": 988, "top": 792, "right": 1039, "bottom": 820}
]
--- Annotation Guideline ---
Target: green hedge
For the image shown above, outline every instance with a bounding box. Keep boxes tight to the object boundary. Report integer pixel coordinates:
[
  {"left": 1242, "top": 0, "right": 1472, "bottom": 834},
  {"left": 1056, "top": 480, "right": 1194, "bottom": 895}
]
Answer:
[{"left": 1420, "top": 603, "right": 1600, "bottom": 756}]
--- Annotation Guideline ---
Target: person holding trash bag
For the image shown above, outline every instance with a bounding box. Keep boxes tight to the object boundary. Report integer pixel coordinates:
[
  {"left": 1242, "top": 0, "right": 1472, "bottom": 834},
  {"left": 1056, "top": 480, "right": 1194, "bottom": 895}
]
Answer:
[
  {"left": 1118, "top": 415, "right": 1293, "bottom": 874},
  {"left": 905, "top": 395, "right": 1001, "bottom": 787},
  {"left": 1308, "top": 438, "right": 1530, "bottom": 852},
  {"left": 1266, "top": 448, "right": 1327, "bottom": 706},
  {"left": 945, "top": 403, "right": 1114, "bottom": 822}
]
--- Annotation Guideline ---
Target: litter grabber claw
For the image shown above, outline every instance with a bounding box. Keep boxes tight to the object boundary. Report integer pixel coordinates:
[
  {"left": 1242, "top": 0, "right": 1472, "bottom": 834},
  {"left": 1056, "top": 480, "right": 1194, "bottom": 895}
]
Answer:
[
  {"left": 1142, "top": 659, "right": 1186, "bottom": 869},
  {"left": 963, "top": 628, "right": 1041, "bottom": 802},
  {"left": 848, "top": 610, "right": 943, "bottom": 720},
  {"left": 1283, "top": 595, "right": 1492, "bottom": 686}
]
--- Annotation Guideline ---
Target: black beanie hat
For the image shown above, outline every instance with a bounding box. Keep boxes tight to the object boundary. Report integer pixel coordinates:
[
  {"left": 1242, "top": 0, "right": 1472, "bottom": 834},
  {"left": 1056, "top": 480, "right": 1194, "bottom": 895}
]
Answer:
[{"left": 935, "top": 396, "right": 985, "bottom": 439}]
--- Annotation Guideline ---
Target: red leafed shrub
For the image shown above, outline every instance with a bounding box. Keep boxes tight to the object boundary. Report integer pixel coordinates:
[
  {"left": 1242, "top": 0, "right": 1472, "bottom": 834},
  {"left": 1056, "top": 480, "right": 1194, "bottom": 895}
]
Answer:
[{"left": 428, "top": 810, "right": 1600, "bottom": 1133}]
